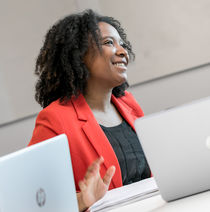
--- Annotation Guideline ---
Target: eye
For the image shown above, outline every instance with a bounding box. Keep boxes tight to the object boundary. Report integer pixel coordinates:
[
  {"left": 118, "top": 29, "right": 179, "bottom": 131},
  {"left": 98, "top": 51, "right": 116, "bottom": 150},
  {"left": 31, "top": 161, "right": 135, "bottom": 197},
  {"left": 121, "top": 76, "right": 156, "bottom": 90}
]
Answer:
[{"left": 103, "top": 39, "right": 114, "bottom": 46}]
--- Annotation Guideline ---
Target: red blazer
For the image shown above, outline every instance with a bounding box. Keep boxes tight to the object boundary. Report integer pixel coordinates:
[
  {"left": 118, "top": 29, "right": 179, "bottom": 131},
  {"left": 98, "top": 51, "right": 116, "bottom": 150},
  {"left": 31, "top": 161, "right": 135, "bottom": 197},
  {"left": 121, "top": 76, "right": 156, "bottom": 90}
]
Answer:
[{"left": 29, "top": 91, "right": 144, "bottom": 191}]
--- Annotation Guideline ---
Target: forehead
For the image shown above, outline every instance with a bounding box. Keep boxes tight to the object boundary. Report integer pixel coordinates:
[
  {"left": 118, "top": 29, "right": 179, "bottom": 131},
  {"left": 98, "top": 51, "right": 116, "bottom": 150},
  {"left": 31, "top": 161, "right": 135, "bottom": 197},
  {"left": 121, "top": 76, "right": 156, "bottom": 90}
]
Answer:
[{"left": 98, "top": 22, "right": 121, "bottom": 40}]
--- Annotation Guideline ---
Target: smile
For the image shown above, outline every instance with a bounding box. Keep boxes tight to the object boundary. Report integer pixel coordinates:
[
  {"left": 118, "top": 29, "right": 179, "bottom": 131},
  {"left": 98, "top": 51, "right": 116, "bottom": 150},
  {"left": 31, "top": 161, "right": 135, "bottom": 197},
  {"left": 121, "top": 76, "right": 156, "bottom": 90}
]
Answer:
[{"left": 112, "top": 62, "right": 127, "bottom": 68}]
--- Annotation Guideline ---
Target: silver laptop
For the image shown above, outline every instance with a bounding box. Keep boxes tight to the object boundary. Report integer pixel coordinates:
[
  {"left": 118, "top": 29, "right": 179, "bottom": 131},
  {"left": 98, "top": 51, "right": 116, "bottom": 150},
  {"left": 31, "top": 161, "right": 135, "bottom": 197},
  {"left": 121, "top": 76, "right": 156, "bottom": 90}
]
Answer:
[
  {"left": 0, "top": 134, "right": 79, "bottom": 212},
  {"left": 135, "top": 96, "right": 210, "bottom": 202}
]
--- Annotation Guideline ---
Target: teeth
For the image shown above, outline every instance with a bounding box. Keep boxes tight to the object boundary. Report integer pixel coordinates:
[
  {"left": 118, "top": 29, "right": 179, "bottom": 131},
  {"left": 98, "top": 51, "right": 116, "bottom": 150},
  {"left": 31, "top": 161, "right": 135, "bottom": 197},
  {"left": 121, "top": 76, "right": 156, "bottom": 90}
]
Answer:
[{"left": 114, "top": 63, "right": 125, "bottom": 67}]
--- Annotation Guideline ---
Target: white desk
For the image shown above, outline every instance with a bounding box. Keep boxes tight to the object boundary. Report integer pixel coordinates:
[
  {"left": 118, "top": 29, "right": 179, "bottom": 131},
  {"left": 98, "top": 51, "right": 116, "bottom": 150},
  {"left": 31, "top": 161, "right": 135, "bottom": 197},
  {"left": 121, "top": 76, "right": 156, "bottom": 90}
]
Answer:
[{"left": 108, "top": 191, "right": 210, "bottom": 212}]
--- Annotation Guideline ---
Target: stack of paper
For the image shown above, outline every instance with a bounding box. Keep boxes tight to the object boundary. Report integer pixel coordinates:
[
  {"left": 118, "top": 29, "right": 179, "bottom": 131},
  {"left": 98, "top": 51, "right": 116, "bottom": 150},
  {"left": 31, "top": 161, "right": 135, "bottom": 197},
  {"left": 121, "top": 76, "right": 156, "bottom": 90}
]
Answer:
[{"left": 91, "top": 177, "right": 159, "bottom": 212}]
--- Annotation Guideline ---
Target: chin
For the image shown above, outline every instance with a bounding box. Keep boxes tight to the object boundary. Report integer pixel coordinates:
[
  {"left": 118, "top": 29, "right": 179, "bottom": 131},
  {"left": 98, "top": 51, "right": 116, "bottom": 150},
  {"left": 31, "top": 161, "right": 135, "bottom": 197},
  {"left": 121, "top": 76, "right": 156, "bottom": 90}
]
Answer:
[
  {"left": 119, "top": 74, "right": 127, "bottom": 83},
  {"left": 114, "top": 77, "right": 127, "bottom": 87}
]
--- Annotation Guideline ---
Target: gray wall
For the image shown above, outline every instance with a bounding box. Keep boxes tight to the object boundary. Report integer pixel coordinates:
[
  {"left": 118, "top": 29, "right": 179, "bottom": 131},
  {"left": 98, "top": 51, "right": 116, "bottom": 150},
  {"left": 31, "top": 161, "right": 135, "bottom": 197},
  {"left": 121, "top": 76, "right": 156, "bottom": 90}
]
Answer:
[
  {"left": 0, "top": 115, "right": 37, "bottom": 156},
  {"left": 0, "top": 0, "right": 77, "bottom": 124},
  {"left": 0, "top": 0, "right": 210, "bottom": 157},
  {"left": 129, "top": 63, "right": 210, "bottom": 115}
]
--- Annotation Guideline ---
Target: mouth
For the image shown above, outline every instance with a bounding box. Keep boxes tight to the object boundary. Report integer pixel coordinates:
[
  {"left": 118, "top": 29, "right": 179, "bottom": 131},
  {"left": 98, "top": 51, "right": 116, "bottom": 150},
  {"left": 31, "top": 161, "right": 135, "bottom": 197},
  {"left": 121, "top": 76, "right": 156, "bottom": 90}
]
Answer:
[{"left": 112, "top": 62, "right": 127, "bottom": 69}]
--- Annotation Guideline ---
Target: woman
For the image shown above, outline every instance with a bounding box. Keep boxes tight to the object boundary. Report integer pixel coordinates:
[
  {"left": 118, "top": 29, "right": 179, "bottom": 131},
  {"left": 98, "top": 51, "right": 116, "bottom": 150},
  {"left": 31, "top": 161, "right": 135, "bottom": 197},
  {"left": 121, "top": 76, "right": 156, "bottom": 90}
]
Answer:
[{"left": 29, "top": 9, "right": 150, "bottom": 211}]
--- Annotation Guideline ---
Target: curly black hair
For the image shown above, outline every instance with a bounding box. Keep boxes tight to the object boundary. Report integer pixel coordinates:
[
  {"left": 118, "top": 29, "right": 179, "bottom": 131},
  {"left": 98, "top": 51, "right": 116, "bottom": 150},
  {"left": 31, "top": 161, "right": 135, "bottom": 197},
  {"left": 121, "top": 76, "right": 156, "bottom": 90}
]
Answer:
[{"left": 35, "top": 9, "right": 135, "bottom": 108}]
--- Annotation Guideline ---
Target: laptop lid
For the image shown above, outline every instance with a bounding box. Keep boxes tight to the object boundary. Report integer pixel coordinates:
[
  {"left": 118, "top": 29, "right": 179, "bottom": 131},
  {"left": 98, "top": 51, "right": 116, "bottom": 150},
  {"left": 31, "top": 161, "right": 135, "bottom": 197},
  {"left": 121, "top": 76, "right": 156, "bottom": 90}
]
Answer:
[
  {"left": 135, "top": 97, "right": 210, "bottom": 202},
  {"left": 0, "top": 134, "right": 79, "bottom": 212}
]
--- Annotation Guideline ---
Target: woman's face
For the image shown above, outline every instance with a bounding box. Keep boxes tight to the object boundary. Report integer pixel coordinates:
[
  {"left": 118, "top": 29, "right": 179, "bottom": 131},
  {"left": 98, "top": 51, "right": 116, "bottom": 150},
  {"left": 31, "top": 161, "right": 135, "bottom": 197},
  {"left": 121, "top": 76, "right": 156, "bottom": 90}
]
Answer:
[{"left": 84, "top": 22, "right": 129, "bottom": 89}]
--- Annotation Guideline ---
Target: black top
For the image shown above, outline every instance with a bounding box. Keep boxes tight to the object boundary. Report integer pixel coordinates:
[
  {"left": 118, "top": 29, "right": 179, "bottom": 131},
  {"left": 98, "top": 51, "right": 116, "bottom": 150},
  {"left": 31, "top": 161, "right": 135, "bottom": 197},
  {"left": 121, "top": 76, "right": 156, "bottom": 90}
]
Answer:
[{"left": 100, "top": 120, "right": 151, "bottom": 185}]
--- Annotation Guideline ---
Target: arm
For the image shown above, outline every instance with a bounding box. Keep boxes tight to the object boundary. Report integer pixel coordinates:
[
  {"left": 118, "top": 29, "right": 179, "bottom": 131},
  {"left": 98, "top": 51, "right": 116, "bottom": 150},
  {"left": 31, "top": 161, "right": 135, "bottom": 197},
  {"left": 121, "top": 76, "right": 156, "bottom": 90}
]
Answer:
[{"left": 77, "top": 157, "right": 115, "bottom": 212}]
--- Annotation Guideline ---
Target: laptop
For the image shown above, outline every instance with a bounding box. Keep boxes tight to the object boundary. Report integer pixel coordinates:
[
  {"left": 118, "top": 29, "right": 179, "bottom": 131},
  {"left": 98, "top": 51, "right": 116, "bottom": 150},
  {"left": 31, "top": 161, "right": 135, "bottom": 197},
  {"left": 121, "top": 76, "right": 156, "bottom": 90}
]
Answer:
[
  {"left": 135, "top": 96, "right": 210, "bottom": 202},
  {"left": 0, "top": 134, "right": 79, "bottom": 212}
]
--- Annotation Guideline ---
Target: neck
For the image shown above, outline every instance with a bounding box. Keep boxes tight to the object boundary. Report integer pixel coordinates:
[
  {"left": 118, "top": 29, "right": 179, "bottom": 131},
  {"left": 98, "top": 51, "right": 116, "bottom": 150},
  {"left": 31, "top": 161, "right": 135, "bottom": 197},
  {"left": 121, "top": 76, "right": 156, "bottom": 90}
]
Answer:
[{"left": 84, "top": 84, "right": 112, "bottom": 112}]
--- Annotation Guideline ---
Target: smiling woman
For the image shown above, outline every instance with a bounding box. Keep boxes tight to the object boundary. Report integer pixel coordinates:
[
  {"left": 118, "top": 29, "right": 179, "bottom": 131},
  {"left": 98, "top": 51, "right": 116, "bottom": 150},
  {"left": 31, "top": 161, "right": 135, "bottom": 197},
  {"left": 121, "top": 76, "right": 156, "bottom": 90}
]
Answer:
[{"left": 28, "top": 9, "right": 151, "bottom": 211}]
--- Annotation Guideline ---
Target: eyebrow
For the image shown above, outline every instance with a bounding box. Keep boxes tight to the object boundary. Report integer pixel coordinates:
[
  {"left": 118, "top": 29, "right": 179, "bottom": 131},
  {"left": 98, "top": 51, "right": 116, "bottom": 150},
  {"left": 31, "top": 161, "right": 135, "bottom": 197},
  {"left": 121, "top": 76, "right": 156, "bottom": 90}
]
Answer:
[{"left": 101, "top": 36, "right": 124, "bottom": 43}]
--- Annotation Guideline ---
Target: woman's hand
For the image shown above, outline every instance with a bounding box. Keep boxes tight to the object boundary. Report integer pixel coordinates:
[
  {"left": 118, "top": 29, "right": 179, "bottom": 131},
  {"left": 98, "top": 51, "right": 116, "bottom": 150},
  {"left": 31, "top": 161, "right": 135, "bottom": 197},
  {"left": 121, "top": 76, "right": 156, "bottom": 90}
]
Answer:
[{"left": 77, "top": 156, "right": 115, "bottom": 212}]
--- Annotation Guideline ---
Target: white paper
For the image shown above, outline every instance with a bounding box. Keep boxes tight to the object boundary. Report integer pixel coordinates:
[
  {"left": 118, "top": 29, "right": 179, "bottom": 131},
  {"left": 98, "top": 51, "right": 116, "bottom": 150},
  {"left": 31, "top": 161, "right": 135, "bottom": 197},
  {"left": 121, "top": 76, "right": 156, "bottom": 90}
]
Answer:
[{"left": 91, "top": 177, "right": 159, "bottom": 212}]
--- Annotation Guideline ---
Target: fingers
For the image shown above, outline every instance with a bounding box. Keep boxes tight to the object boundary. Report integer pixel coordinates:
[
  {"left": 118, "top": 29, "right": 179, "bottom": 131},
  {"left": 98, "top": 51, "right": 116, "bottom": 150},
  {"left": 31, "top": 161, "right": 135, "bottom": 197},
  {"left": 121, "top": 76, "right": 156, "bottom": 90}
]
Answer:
[
  {"left": 78, "top": 180, "right": 86, "bottom": 191},
  {"left": 92, "top": 156, "right": 104, "bottom": 167},
  {"left": 103, "top": 165, "right": 116, "bottom": 186},
  {"left": 84, "top": 156, "right": 104, "bottom": 180},
  {"left": 83, "top": 156, "right": 115, "bottom": 187}
]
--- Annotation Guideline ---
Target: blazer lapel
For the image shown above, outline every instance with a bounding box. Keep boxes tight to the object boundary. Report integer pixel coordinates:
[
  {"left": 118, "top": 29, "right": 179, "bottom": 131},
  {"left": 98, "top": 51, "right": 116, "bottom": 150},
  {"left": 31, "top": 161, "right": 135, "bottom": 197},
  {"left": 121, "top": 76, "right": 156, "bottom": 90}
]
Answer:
[{"left": 71, "top": 94, "right": 122, "bottom": 188}]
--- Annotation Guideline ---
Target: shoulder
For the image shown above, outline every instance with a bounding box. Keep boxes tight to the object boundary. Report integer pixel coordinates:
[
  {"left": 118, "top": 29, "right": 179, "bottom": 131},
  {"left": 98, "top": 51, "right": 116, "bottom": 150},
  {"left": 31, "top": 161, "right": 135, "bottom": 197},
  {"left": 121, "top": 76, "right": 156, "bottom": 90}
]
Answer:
[
  {"left": 36, "top": 99, "right": 76, "bottom": 127},
  {"left": 117, "top": 91, "right": 144, "bottom": 117},
  {"left": 38, "top": 99, "right": 74, "bottom": 117},
  {"left": 30, "top": 99, "right": 76, "bottom": 145}
]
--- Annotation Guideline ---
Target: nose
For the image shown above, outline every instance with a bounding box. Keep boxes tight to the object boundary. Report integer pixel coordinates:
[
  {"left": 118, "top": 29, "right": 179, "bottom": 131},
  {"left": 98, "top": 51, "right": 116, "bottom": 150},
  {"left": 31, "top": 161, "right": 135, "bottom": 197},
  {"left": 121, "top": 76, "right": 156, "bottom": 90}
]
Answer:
[{"left": 116, "top": 45, "right": 129, "bottom": 62}]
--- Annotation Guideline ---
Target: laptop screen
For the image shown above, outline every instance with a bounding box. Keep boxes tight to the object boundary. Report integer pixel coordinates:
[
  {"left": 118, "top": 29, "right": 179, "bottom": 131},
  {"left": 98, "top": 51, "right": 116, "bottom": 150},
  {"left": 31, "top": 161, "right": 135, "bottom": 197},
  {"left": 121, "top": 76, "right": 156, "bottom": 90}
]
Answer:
[{"left": 0, "top": 134, "right": 79, "bottom": 212}]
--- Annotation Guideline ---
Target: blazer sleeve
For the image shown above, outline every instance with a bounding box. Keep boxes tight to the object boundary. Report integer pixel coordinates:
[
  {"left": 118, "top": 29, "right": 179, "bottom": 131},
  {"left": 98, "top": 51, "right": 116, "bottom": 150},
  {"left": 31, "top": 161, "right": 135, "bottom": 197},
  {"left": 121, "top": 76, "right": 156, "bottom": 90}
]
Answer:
[{"left": 28, "top": 108, "right": 65, "bottom": 146}]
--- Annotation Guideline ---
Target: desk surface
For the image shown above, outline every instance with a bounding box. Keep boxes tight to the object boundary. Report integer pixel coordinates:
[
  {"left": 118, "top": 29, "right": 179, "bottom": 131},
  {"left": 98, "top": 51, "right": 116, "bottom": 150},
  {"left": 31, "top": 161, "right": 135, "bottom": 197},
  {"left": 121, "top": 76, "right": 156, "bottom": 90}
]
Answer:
[{"left": 108, "top": 191, "right": 210, "bottom": 212}]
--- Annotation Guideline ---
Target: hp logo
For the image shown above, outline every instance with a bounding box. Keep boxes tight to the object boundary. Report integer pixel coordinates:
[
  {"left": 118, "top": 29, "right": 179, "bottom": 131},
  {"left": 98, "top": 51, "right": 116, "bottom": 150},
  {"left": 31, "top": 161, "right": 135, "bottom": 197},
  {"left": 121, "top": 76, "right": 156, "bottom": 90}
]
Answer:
[{"left": 36, "top": 188, "right": 46, "bottom": 207}]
